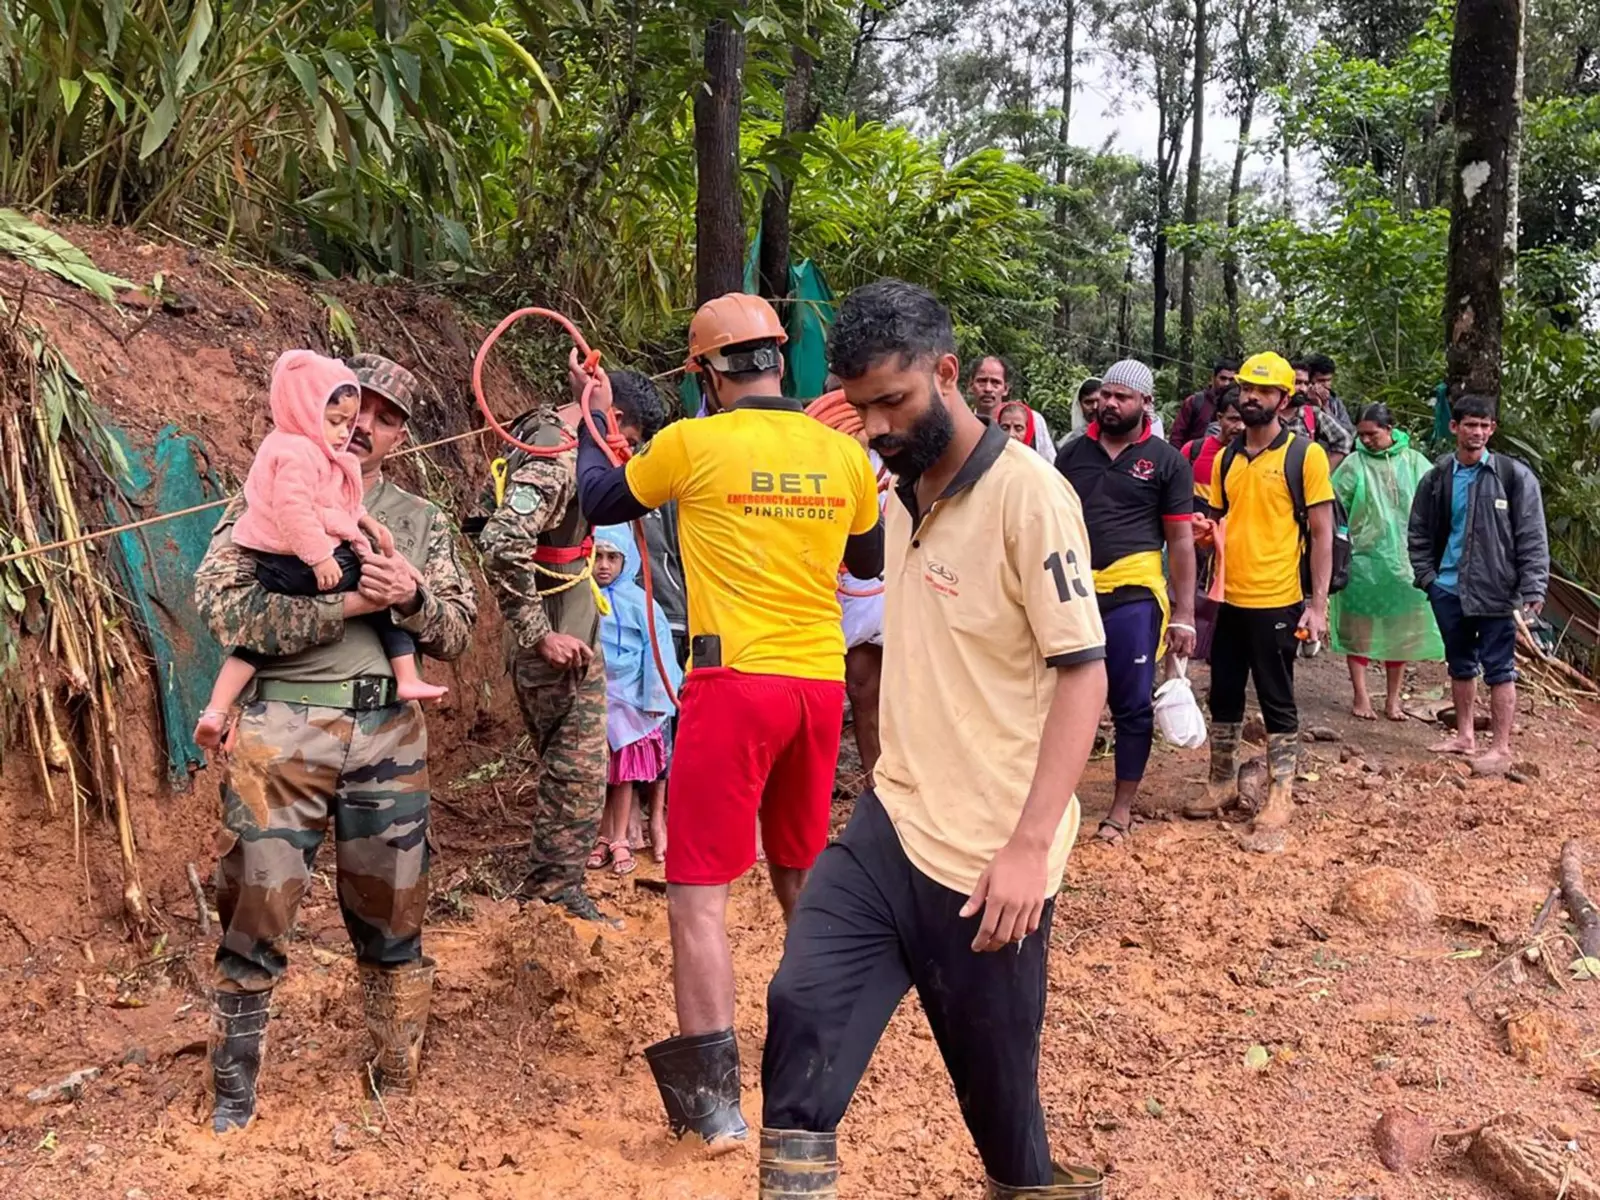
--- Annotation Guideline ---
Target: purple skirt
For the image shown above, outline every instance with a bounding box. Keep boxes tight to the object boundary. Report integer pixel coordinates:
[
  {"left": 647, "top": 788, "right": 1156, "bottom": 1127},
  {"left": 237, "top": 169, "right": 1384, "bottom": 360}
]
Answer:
[{"left": 609, "top": 727, "right": 668, "bottom": 785}]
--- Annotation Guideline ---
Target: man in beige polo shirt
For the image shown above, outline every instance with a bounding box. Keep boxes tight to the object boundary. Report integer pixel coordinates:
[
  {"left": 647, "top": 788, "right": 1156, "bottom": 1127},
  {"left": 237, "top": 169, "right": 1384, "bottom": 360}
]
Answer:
[{"left": 759, "top": 280, "right": 1108, "bottom": 1200}]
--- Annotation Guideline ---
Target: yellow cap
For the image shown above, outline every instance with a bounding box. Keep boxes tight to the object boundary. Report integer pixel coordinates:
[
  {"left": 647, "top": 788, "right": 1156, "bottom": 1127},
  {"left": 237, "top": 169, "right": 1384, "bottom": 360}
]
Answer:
[{"left": 1238, "top": 351, "right": 1295, "bottom": 393}]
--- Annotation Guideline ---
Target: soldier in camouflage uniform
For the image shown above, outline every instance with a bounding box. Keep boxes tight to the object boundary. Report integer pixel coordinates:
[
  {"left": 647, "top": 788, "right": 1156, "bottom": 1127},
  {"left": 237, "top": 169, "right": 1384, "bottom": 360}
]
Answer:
[
  {"left": 479, "top": 359, "right": 650, "bottom": 924},
  {"left": 193, "top": 353, "right": 476, "bottom": 1132}
]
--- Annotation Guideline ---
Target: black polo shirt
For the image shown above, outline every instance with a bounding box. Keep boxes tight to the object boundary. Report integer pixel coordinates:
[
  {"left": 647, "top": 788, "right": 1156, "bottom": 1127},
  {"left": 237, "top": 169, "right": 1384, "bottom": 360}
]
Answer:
[{"left": 1054, "top": 421, "right": 1194, "bottom": 609}]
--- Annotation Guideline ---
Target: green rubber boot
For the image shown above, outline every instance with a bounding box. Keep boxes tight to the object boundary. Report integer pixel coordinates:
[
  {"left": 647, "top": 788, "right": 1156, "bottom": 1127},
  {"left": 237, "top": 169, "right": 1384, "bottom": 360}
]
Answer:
[
  {"left": 759, "top": 1129, "right": 838, "bottom": 1199},
  {"left": 1184, "top": 720, "right": 1241, "bottom": 817},
  {"left": 986, "top": 1163, "right": 1106, "bottom": 1198}
]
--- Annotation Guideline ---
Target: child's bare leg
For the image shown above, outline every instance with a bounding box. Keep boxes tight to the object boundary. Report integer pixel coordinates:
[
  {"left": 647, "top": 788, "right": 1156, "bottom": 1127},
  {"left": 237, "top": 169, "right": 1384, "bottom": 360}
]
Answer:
[
  {"left": 389, "top": 655, "right": 448, "bottom": 702},
  {"left": 195, "top": 657, "right": 257, "bottom": 748},
  {"left": 605, "top": 784, "right": 636, "bottom": 874},
  {"left": 646, "top": 779, "right": 668, "bottom": 862},
  {"left": 626, "top": 786, "right": 646, "bottom": 850}
]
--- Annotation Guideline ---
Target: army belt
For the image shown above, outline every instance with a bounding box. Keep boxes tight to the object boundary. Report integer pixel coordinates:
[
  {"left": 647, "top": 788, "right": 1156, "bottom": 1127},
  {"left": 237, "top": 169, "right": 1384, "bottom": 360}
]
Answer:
[{"left": 255, "top": 676, "right": 399, "bottom": 711}]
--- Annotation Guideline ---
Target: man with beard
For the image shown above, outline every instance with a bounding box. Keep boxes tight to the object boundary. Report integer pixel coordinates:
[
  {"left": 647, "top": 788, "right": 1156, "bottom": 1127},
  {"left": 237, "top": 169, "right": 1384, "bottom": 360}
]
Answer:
[
  {"left": 576, "top": 292, "right": 883, "bottom": 1148},
  {"left": 968, "top": 355, "right": 1056, "bottom": 459},
  {"left": 1169, "top": 356, "right": 1240, "bottom": 447},
  {"left": 1188, "top": 351, "right": 1334, "bottom": 852},
  {"left": 193, "top": 353, "right": 476, "bottom": 1129},
  {"left": 1285, "top": 358, "right": 1354, "bottom": 469},
  {"left": 1055, "top": 359, "right": 1197, "bottom": 846},
  {"left": 759, "top": 280, "right": 1107, "bottom": 1200}
]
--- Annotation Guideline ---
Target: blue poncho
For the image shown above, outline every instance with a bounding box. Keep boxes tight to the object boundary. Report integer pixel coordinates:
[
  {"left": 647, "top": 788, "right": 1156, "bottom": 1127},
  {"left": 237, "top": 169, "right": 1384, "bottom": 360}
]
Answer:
[{"left": 595, "top": 524, "right": 682, "bottom": 751}]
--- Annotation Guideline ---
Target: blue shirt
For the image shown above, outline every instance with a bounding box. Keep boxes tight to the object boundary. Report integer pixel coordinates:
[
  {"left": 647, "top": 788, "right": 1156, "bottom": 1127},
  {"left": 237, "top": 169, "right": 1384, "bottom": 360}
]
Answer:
[{"left": 1437, "top": 452, "right": 1490, "bottom": 594}]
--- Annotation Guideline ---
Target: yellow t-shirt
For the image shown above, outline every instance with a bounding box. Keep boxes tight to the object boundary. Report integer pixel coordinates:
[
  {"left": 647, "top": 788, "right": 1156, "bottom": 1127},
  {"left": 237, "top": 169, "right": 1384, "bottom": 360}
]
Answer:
[
  {"left": 625, "top": 399, "right": 880, "bottom": 681},
  {"left": 1209, "top": 431, "right": 1335, "bottom": 608}
]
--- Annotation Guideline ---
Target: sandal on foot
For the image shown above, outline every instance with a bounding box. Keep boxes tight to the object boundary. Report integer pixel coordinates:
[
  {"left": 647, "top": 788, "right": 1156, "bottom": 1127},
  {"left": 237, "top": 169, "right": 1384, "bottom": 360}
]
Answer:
[
  {"left": 611, "top": 843, "right": 637, "bottom": 876},
  {"left": 1095, "top": 818, "right": 1131, "bottom": 846},
  {"left": 586, "top": 839, "right": 612, "bottom": 871}
]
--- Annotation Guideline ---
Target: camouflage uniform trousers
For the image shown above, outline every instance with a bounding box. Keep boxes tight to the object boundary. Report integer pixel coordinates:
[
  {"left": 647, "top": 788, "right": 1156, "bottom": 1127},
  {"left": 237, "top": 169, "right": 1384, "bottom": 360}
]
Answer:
[
  {"left": 512, "top": 644, "right": 608, "bottom": 900},
  {"left": 213, "top": 699, "right": 430, "bottom": 993}
]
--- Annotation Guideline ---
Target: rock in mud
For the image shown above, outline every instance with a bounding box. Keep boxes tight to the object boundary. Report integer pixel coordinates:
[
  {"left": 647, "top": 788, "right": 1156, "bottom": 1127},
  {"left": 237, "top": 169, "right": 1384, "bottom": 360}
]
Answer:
[
  {"left": 1373, "top": 1108, "right": 1433, "bottom": 1173},
  {"left": 1241, "top": 716, "right": 1267, "bottom": 744},
  {"left": 26, "top": 1066, "right": 100, "bottom": 1104},
  {"left": 1505, "top": 1010, "right": 1553, "bottom": 1072},
  {"left": 1333, "top": 868, "right": 1439, "bottom": 931},
  {"left": 1309, "top": 726, "right": 1341, "bottom": 742}
]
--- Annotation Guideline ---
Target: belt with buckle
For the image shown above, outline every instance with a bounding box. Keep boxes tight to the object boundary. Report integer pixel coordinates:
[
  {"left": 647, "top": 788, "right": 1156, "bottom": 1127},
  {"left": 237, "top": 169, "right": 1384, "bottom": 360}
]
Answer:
[{"left": 255, "top": 676, "right": 399, "bottom": 711}]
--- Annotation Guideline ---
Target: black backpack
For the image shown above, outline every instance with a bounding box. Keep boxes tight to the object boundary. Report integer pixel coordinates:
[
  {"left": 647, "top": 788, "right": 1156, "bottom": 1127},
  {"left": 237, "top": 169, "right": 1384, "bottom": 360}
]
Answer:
[{"left": 1217, "top": 433, "right": 1352, "bottom": 596}]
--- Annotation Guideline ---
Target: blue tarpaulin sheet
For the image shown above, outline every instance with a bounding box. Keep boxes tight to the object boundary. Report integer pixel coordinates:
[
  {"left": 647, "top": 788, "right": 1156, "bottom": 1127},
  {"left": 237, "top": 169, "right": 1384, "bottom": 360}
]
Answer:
[{"left": 104, "top": 424, "right": 226, "bottom": 785}]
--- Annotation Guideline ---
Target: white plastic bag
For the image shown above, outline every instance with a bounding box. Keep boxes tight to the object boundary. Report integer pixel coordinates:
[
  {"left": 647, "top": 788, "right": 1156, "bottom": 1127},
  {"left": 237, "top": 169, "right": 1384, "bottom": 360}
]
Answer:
[{"left": 1153, "top": 657, "right": 1208, "bottom": 749}]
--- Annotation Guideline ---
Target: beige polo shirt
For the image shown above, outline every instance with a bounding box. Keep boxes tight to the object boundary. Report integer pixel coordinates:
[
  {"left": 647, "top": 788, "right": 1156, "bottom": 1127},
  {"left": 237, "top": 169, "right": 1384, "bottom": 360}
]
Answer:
[{"left": 875, "top": 423, "right": 1107, "bottom": 897}]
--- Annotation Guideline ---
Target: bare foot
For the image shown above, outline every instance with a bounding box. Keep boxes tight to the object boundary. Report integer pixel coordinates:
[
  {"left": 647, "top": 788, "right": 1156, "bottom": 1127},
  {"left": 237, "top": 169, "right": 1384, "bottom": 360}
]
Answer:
[
  {"left": 396, "top": 679, "right": 449, "bottom": 702},
  {"left": 1430, "top": 735, "right": 1476, "bottom": 755},
  {"left": 193, "top": 709, "right": 229, "bottom": 749},
  {"left": 1351, "top": 701, "right": 1377, "bottom": 721},
  {"left": 1471, "top": 750, "right": 1511, "bottom": 777},
  {"left": 1384, "top": 699, "right": 1407, "bottom": 722}
]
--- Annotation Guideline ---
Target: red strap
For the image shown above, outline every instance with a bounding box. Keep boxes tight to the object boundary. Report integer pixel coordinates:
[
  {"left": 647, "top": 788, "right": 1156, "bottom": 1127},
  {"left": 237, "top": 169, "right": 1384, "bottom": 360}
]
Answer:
[{"left": 534, "top": 537, "right": 593, "bottom": 565}]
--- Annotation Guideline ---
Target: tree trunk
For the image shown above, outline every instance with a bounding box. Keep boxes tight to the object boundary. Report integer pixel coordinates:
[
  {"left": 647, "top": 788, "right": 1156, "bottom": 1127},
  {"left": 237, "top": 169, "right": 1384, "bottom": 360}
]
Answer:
[
  {"left": 1443, "top": 0, "right": 1520, "bottom": 399},
  {"left": 695, "top": 15, "right": 748, "bottom": 305},
  {"left": 1177, "top": 0, "right": 1207, "bottom": 397},
  {"left": 1153, "top": 93, "right": 1171, "bottom": 365},
  {"left": 758, "top": 40, "right": 817, "bottom": 301},
  {"left": 1504, "top": 0, "right": 1526, "bottom": 287},
  {"left": 1054, "top": 0, "right": 1076, "bottom": 336},
  {"left": 374, "top": 0, "right": 408, "bottom": 40},
  {"left": 1118, "top": 258, "right": 1134, "bottom": 356},
  {"left": 1223, "top": 89, "right": 1255, "bottom": 357}
]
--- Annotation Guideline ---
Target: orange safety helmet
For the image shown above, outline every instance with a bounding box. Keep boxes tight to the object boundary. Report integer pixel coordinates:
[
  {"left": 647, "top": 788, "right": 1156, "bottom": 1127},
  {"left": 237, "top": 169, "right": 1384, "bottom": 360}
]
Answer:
[{"left": 685, "top": 293, "right": 788, "bottom": 373}]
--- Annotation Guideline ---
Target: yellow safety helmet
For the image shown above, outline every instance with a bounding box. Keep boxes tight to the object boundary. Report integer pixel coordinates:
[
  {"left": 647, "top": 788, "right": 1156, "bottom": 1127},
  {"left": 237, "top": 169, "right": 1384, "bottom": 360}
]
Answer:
[
  {"left": 1237, "top": 351, "right": 1295, "bottom": 394},
  {"left": 685, "top": 293, "right": 788, "bottom": 373}
]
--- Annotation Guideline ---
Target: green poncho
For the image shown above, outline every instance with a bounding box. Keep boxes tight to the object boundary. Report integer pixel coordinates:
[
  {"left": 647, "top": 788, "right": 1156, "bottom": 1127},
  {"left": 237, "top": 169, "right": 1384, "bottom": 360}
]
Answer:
[{"left": 1329, "top": 430, "right": 1445, "bottom": 662}]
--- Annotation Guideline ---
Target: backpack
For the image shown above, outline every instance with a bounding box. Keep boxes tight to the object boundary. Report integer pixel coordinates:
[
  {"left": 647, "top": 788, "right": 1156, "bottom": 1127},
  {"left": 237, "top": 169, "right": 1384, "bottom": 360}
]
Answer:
[
  {"left": 1182, "top": 438, "right": 1204, "bottom": 466},
  {"left": 1217, "top": 432, "right": 1351, "bottom": 596}
]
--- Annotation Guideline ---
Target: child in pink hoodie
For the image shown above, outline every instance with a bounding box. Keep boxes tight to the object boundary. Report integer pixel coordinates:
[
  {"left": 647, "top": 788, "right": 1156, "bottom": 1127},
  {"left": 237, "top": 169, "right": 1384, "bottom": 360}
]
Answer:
[{"left": 194, "top": 350, "right": 446, "bottom": 748}]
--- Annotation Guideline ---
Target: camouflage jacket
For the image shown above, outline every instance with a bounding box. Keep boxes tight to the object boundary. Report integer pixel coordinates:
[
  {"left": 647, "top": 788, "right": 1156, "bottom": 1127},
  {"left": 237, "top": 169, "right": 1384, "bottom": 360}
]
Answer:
[
  {"left": 478, "top": 415, "right": 598, "bottom": 653},
  {"left": 194, "top": 484, "right": 477, "bottom": 663}
]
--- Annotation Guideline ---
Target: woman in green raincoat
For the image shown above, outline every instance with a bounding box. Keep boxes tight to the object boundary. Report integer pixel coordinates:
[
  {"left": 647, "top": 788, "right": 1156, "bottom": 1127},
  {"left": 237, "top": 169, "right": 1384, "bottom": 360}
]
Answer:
[{"left": 1331, "top": 403, "right": 1445, "bottom": 719}]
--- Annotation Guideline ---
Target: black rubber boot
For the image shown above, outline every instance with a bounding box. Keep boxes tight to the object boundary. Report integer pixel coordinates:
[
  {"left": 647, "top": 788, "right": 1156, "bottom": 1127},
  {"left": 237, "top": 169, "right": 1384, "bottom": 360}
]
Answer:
[
  {"left": 986, "top": 1163, "right": 1106, "bottom": 1199},
  {"left": 644, "top": 1029, "right": 749, "bottom": 1148},
  {"left": 209, "top": 989, "right": 271, "bottom": 1134},
  {"left": 759, "top": 1129, "right": 838, "bottom": 1199},
  {"left": 359, "top": 956, "right": 435, "bottom": 1096},
  {"left": 546, "top": 883, "right": 623, "bottom": 929}
]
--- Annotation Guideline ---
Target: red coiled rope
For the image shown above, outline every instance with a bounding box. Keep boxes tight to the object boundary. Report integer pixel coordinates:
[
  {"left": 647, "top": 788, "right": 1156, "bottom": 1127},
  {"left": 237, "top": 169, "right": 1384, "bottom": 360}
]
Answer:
[{"left": 473, "top": 308, "right": 679, "bottom": 702}]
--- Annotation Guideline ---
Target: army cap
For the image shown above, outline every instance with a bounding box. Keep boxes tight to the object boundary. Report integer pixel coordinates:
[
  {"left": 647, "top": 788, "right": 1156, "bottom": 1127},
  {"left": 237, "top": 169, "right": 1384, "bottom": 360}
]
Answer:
[{"left": 346, "top": 353, "right": 419, "bottom": 419}]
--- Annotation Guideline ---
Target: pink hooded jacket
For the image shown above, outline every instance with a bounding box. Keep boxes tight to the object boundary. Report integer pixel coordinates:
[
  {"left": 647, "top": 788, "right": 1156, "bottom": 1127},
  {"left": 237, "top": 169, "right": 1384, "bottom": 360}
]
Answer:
[{"left": 231, "top": 350, "right": 366, "bottom": 564}]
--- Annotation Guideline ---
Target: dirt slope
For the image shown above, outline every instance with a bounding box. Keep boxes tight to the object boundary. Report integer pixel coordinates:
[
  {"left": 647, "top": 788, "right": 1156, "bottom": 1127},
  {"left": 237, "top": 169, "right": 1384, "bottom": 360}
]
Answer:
[{"left": 2, "top": 654, "right": 1598, "bottom": 1199}]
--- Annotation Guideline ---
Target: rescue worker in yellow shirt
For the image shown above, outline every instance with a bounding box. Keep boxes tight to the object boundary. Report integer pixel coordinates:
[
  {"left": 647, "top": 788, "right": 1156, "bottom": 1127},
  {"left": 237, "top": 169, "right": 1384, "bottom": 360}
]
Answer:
[{"left": 576, "top": 294, "right": 884, "bottom": 1147}]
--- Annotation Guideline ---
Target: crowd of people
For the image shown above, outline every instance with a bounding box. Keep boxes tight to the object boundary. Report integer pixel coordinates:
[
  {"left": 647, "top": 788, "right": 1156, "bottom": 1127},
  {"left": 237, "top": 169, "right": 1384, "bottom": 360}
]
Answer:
[{"left": 186, "top": 283, "right": 1553, "bottom": 1200}]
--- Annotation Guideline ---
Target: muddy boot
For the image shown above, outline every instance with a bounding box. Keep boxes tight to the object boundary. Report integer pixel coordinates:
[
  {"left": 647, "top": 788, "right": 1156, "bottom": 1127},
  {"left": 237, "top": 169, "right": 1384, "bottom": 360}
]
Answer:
[
  {"left": 645, "top": 1029, "right": 749, "bottom": 1150},
  {"left": 359, "top": 956, "right": 435, "bottom": 1096},
  {"left": 547, "top": 883, "right": 623, "bottom": 929},
  {"left": 759, "top": 1129, "right": 837, "bottom": 1199},
  {"left": 1241, "top": 732, "right": 1298, "bottom": 853},
  {"left": 1183, "top": 721, "right": 1241, "bottom": 818},
  {"left": 209, "top": 988, "right": 271, "bottom": 1133},
  {"left": 987, "top": 1163, "right": 1106, "bottom": 1198}
]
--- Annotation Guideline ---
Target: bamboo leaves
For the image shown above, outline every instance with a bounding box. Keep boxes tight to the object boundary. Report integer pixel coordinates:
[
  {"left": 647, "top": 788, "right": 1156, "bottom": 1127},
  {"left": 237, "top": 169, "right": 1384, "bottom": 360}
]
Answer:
[{"left": 0, "top": 209, "right": 132, "bottom": 302}]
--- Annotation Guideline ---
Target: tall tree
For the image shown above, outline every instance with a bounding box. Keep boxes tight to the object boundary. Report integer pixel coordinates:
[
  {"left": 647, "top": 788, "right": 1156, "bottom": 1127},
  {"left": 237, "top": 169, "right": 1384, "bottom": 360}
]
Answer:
[
  {"left": 1443, "top": 0, "right": 1522, "bottom": 397},
  {"left": 759, "top": 38, "right": 820, "bottom": 301},
  {"left": 695, "top": 15, "right": 748, "bottom": 304},
  {"left": 1177, "top": 0, "right": 1207, "bottom": 394},
  {"left": 1219, "top": 0, "right": 1260, "bottom": 355},
  {"left": 1054, "top": 0, "right": 1078, "bottom": 335},
  {"left": 1095, "top": 0, "right": 1196, "bottom": 367}
]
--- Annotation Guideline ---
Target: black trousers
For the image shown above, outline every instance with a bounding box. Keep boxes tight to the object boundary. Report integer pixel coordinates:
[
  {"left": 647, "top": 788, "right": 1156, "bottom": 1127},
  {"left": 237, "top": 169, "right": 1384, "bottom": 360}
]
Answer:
[
  {"left": 762, "top": 791, "right": 1055, "bottom": 1187},
  {"left": 233, "top": 544, "right": 415, "bottom": 668},
  {"left": 1208, "top": 601, "right": 1303, "bottom": 733}
]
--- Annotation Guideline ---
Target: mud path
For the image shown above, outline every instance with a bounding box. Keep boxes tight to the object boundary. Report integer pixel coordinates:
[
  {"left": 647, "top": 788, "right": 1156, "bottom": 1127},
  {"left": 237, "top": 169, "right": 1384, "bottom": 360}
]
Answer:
[{"left": 3, "top": 654, "right": 1598, "bottom": 1198}]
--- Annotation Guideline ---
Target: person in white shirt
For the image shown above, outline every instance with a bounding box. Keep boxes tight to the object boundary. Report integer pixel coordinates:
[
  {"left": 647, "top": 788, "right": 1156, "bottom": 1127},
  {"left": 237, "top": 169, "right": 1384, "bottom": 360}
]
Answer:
[{"left": 968, "top": 355, "right": 1054, "bottom": 460}]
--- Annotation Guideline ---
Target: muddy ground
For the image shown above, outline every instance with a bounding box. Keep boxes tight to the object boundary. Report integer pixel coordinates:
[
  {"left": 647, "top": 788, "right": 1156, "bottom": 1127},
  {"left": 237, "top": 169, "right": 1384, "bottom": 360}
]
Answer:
[{"left": 2, "top": 654, "right": 1598, "bottom": 1199}]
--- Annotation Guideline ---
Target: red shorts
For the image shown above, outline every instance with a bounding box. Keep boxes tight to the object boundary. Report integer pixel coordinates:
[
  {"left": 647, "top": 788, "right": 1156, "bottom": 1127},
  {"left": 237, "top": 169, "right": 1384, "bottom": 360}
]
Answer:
[{"left": 665, "top": 668, "right": 845, "bottom": 886}]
